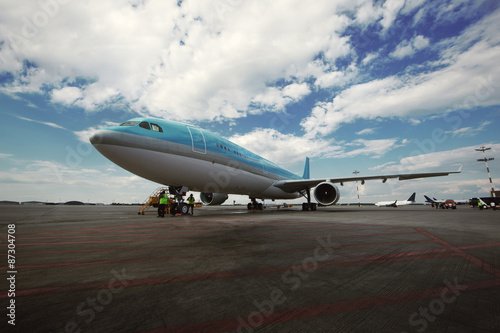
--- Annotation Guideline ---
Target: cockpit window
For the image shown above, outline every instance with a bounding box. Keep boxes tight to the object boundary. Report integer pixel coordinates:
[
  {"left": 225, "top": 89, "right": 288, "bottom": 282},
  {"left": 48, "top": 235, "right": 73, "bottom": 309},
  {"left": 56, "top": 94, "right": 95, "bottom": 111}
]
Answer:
[
  {"left": 139, "top": 121, "right": 151, "bottom": 130},
  {"left": 150, "top": 123, "right": 163, "bottom": 132},
  {"left": 120, "top": 121, "right": 139, "bottom": 126}
]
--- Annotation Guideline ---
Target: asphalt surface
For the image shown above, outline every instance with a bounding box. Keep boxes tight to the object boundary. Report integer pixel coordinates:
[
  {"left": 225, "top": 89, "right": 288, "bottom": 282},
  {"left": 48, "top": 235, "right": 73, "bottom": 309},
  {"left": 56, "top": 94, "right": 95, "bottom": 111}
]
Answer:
[{"left": 1, "top": 204, "right": 499, "bottom": 332}]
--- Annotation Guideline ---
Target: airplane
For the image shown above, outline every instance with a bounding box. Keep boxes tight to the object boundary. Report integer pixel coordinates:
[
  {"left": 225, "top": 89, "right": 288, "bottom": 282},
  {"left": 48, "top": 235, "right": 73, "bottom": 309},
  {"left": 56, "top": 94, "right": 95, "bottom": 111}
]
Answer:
[
  {"left": 424, "top": 195, "right": 468, "bottom": 207},
  {"left": 375, "top": 193, "right": 416, "bottom": 207},
  {"left": 89, "top": 117, "right": 461, "bottom": 215},
  {"left": 424, "top": 195, "right": 445, "bottom": 206}
]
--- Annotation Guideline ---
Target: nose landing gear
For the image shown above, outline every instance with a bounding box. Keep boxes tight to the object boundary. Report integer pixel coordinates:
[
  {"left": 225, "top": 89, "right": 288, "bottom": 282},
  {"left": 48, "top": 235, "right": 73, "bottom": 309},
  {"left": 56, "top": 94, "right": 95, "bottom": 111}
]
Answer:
[
  {"left": 247, "top": 197, "right": 264, "bottom": 210},
  {"left": 169, "top": 186, "right": 191, "bottom": 216}
]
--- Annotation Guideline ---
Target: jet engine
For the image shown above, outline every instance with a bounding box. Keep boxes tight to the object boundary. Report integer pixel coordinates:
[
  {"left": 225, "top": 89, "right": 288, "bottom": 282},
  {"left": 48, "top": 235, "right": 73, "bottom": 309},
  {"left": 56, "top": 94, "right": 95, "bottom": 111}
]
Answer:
[
  {"left": 313, "top": 182, "right": 340, "bottom": 206},
  {"left": 199, "top": 192, "right": 229, "bottom": 205}
]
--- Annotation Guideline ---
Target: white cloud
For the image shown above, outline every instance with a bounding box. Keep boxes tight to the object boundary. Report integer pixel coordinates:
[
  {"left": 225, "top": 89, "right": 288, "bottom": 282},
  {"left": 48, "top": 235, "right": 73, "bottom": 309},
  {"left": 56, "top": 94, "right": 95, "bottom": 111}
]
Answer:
[
  {"left": 379, "top": 0, "right": 406, "bottom": 31},
  {"left": 408, "top": 118, "right": 422, "bottom": 126},
  {"left": 375, "top": 143, "right": 500, "bottom": 174},
  {"left": 361, "top": 53, "right": 378, "bottom": 65},
  {"left": 390, "top": 35, "right": 429, "bottom": 59},
  {"left": 356, "top": 128, "right": 376, "bottom": 135},
  {"left": 390, "top": 42, "right": 415, "bottom": 59},
  {"left": 314, "top": 63, "right": 358, "bottom": 89},
  {"left": 302, "top": 9, "right": 500, "bottom": 137},
  {"left": 229, "top": 128, "right": 343, "bottom": 167},
  {"left": 413, "top": 35, "right": 430, "bottom": 49},
  {"left": 50, "top": 87, "right": 83, "bottom": 105},
  {"left": 282, "top": 83, "right": 310, "bottom": 100},
  {"left": 445, "top": 120, "right": 491, "bottom": 137},
  {"left": 355, "top": 0, "right": 405, "bottom": 32},
  {"left": 16, "top": 116, "right": 66, "bottom": 130},
  {"left": 0, "top": 157, "right": 156, "bottom": 203},
  {"left": 0, "top": 0, "right": 355, "bottom": 121},
  {"left": 251, "top": 83, "right": 311, "bottom": 112},
  {"left": 338, "top": 138, "right": 402, "bottom": 159},
  {"left": 401, "top": 0, "right": 427, "bottom": 15},
  {"left": 230, "top": 128, "right": 402, "bottom": 168}
]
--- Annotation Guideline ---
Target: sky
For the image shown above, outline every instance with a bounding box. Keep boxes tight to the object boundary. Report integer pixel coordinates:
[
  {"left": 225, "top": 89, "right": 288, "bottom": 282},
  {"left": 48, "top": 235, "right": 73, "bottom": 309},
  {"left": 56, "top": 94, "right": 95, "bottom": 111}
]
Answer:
[{"left": 0, "top": 0, "right": 499, "bottom": 204}]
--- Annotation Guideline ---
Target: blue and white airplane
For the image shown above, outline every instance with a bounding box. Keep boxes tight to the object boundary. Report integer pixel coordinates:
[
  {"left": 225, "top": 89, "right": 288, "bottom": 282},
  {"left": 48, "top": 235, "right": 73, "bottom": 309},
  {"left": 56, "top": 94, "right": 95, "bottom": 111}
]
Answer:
[
  {"left": 375, "top": 192, "right": 416, "bottom": 207},
  {"left": 89, "top": 117, "right": 460, "bottom": 214}
]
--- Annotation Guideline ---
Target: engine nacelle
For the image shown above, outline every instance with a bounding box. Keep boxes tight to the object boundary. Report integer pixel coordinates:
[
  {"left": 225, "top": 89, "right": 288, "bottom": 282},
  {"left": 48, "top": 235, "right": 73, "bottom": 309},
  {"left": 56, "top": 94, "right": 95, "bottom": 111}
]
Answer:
[
  {"left": 313, "top": 182, "right": 340, "bottom": 206},
  {"left": 199, "top": 192, "right": 229, "bottom": 205}
]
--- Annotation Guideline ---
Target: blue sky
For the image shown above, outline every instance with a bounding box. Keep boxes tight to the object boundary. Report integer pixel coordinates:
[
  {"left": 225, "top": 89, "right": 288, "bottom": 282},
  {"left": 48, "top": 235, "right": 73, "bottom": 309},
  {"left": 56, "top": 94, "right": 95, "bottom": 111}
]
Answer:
[{"left": 1, "top": 0, "right": 499, "bottom": 204}]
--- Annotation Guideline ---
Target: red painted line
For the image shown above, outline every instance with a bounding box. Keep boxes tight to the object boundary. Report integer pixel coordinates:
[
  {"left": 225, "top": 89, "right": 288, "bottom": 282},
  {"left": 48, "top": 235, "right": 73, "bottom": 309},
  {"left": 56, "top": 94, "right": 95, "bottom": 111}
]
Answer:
[
  {"left": 141, "top": 278, "right": 500, "bottom": 333},
  {"left": 0, "top": 252, "right": 457, "bottom": 299},
  {"left": 18, "top": 222, "right": 339, "bottom": 237},
  {"left": 3, "top": 233, "right": 429, "bottom": 256},
  {"left": 0, "top": 231, "right": 425, "bottom": 252},
  {"left": 4, "top": 245, "right": 180, "bottom": 255},
  {"left": 18, "top": 219, "right": 411, "bottom": 237},
  {"left": 4, "top": 229, "right": 420, "bottom": 247},
  {"left": 460, "top": 242, "right": 500, "bottom": 250},
  {"left": 272, "top": 231, "right": 421, "bottom": 243},
  {"left": 4, "top": 232, "right": 418, "bottom": 246},
  {"left": 414, "top": 228, "right": 500, "bottom": 278},
  {"left": 0, "top": 240, "right": 435, "bottom": 271},
  {"left": 13, "top": 225, "right": 410, "bottom": 241},
  {"left": 13, "top": 238, "right": 182, "bottom": 246}
]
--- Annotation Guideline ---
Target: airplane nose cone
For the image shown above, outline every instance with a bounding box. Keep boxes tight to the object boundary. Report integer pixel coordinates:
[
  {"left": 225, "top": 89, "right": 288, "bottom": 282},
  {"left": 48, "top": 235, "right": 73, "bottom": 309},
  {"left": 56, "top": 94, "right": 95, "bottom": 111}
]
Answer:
[{"left": 89, "top": 130, "right": 104, "bottom": 146}]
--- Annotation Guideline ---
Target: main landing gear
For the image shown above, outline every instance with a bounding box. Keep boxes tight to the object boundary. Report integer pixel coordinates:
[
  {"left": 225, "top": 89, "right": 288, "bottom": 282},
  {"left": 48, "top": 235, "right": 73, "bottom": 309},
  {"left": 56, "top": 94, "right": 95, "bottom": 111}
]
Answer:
[
  {"left": 301, "top": 188, "right": 317, "bottom": 211},
  {"left": 247, "top": 197, "right": 264, "bottom": 210},
  {"left": 169, "top": 186, "right": 190, "bottom": 216}
]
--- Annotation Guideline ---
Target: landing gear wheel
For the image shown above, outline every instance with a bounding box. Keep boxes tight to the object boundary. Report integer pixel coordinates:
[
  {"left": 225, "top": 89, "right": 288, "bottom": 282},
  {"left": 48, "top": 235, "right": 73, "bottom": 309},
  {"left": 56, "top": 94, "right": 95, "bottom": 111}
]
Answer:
[
  {"left": 247, "top": 203, "right": 252, "bottom": 210},
  {"left": 302, "top": 203, "right": 309, "bottom": 211},
  {"left": 258, "top": 203, "right": 263, "bottom": 210},
  {"left": 179, "top": 203, "right": 190, "bottom": 215},
  {"left": 311, "top": 203, "right": 317, "bottom": 211}
]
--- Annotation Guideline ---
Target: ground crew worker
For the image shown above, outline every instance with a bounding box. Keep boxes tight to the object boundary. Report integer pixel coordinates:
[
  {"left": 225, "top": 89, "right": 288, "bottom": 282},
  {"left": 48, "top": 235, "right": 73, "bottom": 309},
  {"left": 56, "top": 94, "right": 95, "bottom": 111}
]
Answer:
[
  {"left": 158, "top": 191, "right": 168, "bottom": 217},
  {"left": 478, "top": 200, "right": 483, "bottom": 211},
  {"left": 187, "top": 193, "right": 195, "bottom": 215},
  {"left": 491, "top": 201, "right": 496, "bottom": 211}
]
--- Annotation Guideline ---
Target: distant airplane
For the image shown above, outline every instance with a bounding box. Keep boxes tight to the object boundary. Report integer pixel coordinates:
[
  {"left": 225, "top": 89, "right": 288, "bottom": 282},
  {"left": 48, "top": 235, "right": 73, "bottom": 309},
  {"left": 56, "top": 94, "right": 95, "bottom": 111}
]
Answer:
[
  {"left": 375, "top": 193, "right": 416, "bottom": 207},
  {"left": 89, "top": 117, "right": 461, "bottom": 214},
  {"left": 424, "top": 195, "right": 444, "bottom": 206},
  {"left": 424, "top": 195, "right": 468, "bottom": 206}
]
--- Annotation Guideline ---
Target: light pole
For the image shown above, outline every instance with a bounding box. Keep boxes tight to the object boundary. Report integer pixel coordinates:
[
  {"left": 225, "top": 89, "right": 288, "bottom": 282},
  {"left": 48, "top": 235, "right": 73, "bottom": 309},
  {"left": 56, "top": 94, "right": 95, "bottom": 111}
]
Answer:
[
  {"left": 353, "top": 170, "right": 361, "bottom": 207},
  {"left": 475, "top": 146, "right": 496, "bottom": 197}
]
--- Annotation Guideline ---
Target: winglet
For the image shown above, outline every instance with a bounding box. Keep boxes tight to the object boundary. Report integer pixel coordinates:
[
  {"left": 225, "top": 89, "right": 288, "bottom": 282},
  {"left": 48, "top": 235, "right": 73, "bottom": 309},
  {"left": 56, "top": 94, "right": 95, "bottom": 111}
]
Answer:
[{"left": 302, "top": 157, "right": 310, "bottom": 179}]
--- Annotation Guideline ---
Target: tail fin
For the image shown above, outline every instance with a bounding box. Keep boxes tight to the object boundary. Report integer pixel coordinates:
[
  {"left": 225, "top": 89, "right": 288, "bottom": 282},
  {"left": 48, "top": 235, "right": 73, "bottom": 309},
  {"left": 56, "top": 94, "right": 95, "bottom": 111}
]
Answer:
[
  {"left": 302, "top": 157, "right": 310, "bottom": 179},
  {"left": 424, "top": 195, "right": 434, "bottom": 203},
  {"left": 408, "top": 192, "right": 416, "bottom": 202}
]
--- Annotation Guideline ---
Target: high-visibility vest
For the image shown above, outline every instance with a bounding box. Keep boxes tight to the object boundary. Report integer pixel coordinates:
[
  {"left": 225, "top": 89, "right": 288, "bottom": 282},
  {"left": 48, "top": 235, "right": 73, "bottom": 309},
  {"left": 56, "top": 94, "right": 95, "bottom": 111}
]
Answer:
[
  {"left": 159, "top": 194, "right": 169, "bottom": 205},
  {"left": 187, "top": 196, "right": 195, "bottom": 205}
]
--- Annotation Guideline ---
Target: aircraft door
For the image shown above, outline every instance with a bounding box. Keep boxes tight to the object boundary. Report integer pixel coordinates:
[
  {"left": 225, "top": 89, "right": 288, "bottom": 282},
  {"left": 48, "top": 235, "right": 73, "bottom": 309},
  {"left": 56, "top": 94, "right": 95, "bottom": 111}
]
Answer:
[
  {"left": 260, "top": 159, "right": 268, "bottom": 174},
  {"left": 187, "top": 126, "right": 206, "bottom": 154}
]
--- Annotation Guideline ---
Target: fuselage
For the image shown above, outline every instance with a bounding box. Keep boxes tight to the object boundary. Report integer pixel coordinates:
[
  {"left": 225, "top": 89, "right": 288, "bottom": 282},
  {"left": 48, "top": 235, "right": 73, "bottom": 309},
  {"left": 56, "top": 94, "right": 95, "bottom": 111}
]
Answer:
[{"left": 89, "top": 117, "right": 302, "bottom": 200}]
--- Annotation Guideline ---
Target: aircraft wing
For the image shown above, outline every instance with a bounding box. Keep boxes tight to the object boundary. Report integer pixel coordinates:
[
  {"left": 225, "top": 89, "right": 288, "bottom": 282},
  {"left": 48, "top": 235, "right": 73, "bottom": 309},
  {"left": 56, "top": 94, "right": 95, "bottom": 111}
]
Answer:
[{"left": 273, "top": 169, "right": 461, "bottom": 193}]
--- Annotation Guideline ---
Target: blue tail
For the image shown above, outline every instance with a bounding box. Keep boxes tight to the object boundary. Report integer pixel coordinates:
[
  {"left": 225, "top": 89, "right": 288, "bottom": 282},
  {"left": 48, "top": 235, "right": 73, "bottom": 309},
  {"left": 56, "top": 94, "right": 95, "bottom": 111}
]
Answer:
[
  {"left": 302, "top": 157, "right": 310, "bottom": 179},
  {"left": 424, "top": 195, "right": 435, "bottom": 203},
  {"left": 408, "top": 192, "right": 416, "bottom": 202}
]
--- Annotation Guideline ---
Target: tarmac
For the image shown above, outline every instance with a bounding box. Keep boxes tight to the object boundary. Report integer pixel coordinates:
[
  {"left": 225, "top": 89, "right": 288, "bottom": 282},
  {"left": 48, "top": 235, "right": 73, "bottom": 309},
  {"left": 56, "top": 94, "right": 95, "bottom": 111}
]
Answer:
[{"left": 1, "top": 204, "right": 499, "bottom": 332}]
